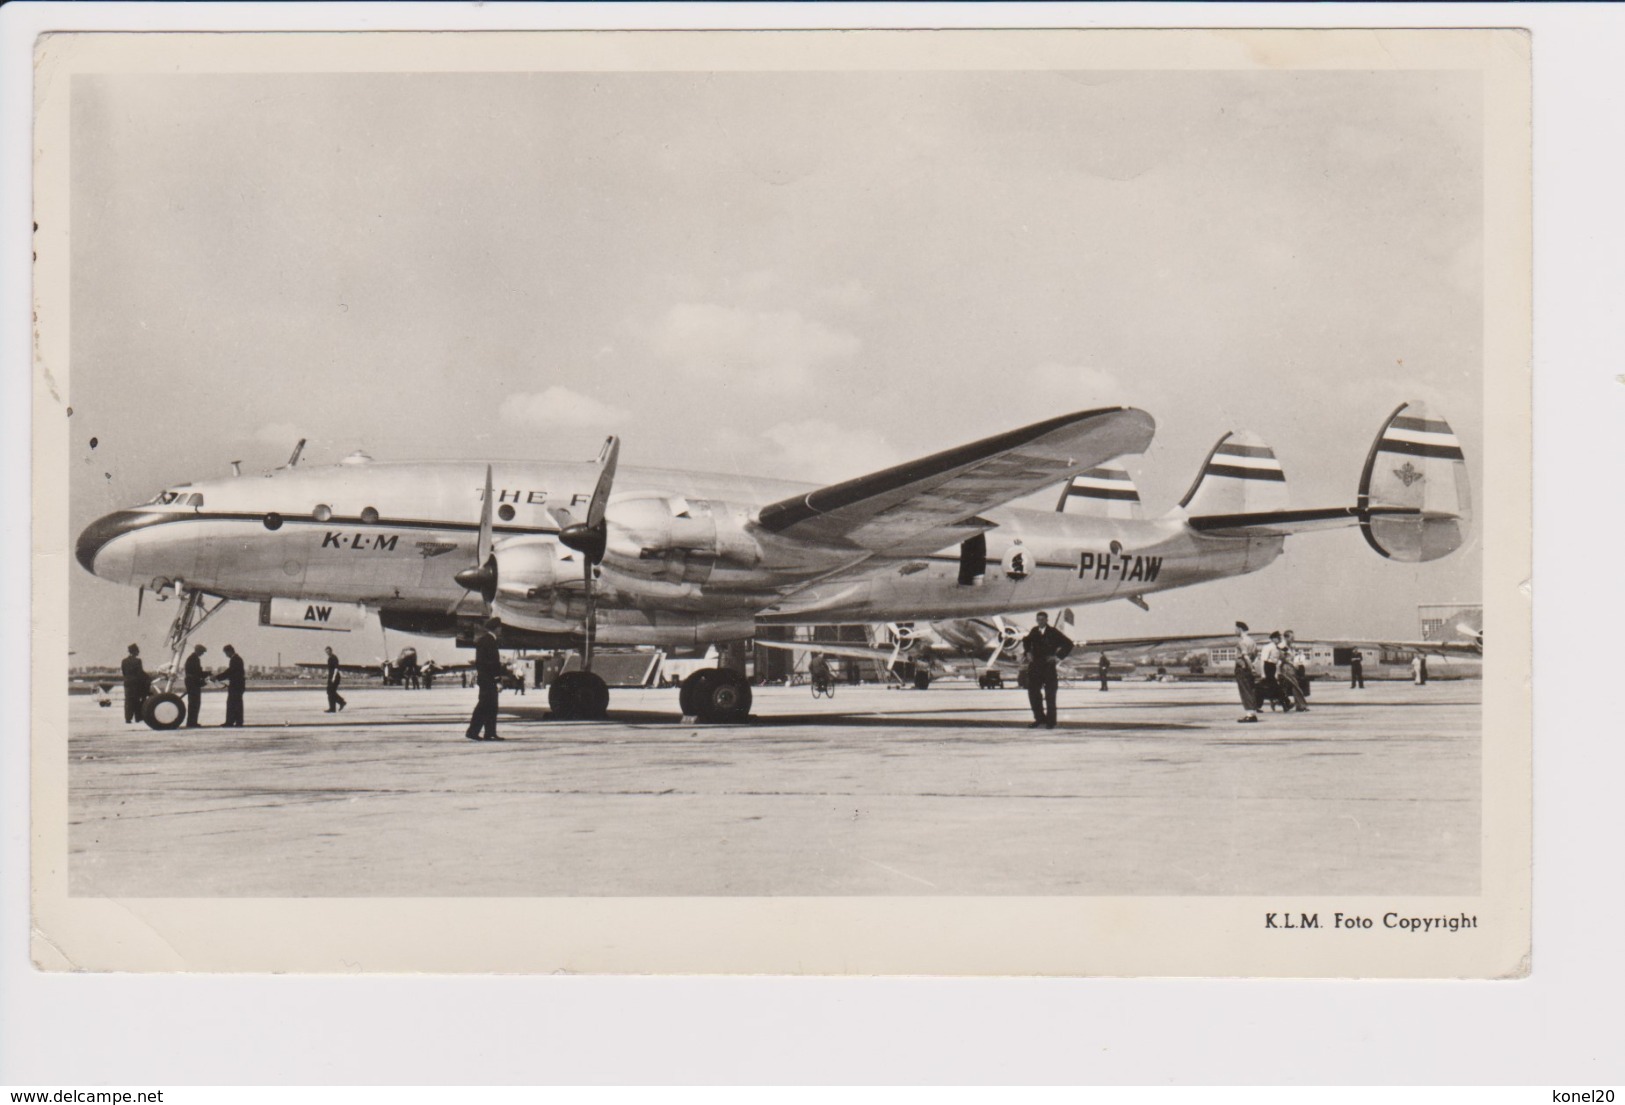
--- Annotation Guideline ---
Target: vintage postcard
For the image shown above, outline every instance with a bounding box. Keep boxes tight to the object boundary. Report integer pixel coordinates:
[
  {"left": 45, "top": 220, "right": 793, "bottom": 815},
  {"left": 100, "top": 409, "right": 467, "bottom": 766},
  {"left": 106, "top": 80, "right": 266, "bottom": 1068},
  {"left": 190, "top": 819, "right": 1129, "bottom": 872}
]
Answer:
[{"left": 31, "top": 27, "right": 1530, "bottom": 976}]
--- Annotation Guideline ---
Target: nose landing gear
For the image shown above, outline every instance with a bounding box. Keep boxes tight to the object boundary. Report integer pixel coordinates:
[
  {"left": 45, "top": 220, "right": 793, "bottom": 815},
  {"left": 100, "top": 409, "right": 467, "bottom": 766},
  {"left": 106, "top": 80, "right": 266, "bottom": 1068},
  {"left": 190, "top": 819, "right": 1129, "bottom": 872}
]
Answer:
[{"left": 139, "top": 585, "right": 228, "bottom": 731}]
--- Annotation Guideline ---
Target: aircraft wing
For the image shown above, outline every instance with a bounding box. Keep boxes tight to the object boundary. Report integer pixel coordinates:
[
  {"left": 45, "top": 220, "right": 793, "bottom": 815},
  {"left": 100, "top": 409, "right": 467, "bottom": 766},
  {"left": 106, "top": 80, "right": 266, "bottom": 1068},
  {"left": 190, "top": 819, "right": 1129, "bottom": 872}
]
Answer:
[{"left": 755, "top": 407, "right": 1155, "bottom": 558}]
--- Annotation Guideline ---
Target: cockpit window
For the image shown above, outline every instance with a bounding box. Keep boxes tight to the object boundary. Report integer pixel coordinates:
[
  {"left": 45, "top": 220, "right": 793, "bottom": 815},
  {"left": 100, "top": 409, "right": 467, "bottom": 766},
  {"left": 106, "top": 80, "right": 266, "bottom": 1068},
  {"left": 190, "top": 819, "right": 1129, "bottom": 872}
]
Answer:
[
  {"left": 186, "top": 493, "right": 204, "bottom": 508},
  {"left": 147, "top": 490, "right": 181, "bottom": 505}
]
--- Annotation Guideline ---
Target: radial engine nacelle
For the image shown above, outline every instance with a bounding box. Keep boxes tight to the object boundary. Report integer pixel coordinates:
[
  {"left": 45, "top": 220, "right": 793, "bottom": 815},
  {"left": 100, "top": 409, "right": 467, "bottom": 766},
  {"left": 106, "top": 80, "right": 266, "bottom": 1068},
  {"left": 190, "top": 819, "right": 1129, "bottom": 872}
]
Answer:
[{"left": 603, "top": 494, "right": 764, "bottom": 583}]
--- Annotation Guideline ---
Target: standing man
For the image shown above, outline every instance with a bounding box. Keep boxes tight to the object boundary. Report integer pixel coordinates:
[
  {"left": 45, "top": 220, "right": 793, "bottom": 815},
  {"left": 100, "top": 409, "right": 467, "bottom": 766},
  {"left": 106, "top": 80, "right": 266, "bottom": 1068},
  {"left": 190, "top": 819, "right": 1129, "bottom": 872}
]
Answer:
[
  {"left": 217, "top": 644, "right": 246, "bottom": 727},
  {"left": 1097, "top": 654, "right": 1110, "bottom": 692},
  {"left": 324, "top": 646, "right": 347, "bottom": 713},
  {"left": 1260, "top": 632, "right": 1286, "bottom": 711},
  {"left": 1411, "top": 653, "right": 1425, "bottom": 685},
  {"left": 465, "top": 621, "right": 505, "bottom": 742},
  {"left": 1021, "top": 610, "right": 1073, "bottom": 730},
  {"left": 1349, "top": 648, "right": 1365, "bottom": 689},
  {"left": 183, "top": 644, "right": 208, "bottom": 728},
  {"left": 1234, "top": 621, "right": 1261, "bottom": 723},
  {"left": 120, "top": 643, "right": 150, "bottom": 725}
]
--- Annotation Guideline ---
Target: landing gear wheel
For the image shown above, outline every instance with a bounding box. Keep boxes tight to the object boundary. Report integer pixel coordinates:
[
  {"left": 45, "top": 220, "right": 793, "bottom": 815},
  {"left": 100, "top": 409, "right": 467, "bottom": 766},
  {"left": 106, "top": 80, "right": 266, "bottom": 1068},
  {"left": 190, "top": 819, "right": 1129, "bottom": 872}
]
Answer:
[
  {"left": 142, "top": 692, "right": 186, "bottom": 731},
  {"left": 913, "top": 670, "right": 933, "bottom": 690},
  {"left": 692, "top": 668, "right": 752, "bottom": 724},
  {"left": 549, "top": 671, "right": 609, "bottom": 720},
  {"left": 679, "top": 669, "right": 718, "bottom": 718}
]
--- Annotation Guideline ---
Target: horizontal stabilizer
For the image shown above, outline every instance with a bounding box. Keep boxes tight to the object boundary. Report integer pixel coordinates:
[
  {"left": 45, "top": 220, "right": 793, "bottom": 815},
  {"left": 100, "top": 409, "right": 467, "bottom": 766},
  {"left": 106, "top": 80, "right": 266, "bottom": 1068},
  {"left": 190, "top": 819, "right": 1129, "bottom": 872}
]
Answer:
[{"left": 1189, "top": 505, "right": 1417, "bottom": 537}]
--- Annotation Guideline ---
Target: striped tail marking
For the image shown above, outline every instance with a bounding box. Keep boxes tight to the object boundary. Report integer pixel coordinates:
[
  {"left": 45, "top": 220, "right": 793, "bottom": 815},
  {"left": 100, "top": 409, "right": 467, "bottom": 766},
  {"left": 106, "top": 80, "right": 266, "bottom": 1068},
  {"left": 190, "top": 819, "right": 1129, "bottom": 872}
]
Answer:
[{"left": 1056, "top": 466, "right": 1143, "bottom": 519}]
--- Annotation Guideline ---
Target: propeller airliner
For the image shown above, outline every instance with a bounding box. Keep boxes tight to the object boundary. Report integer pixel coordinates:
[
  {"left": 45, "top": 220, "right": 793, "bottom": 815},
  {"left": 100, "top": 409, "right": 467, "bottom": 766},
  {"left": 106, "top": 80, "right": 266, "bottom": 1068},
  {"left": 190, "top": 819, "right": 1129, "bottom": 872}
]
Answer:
[{"left": 76, "top": 402, "right": 1471, "bottom": 728}]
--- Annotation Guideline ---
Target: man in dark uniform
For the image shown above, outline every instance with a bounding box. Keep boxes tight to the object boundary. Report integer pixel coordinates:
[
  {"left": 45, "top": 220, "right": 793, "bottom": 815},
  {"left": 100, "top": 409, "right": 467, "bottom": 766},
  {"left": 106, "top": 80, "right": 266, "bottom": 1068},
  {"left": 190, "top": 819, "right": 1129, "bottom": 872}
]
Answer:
[
  {"left": 120, "top": 643, "right": 150, "bottom": 725},
  {"left": 216, "top": 644, "right": 246, "bottom": 727},
  {"left": 1349, "top": 648, "right": 1365, "bottom": 689},
  {"left": 1097, "top": 653, "right": 1110, "bottom": 692},
  {"left": 183, "top": 644, "right": 208, "bottom": 728},
  {"left": 464, "top": 621, "right": 505, "bottom": 742},
  {"left": 1022, "top": 610, "right": 1073, "bottom": 729},
  {"left": 324, "top": 646, "right": 347, "bottom": 712}
]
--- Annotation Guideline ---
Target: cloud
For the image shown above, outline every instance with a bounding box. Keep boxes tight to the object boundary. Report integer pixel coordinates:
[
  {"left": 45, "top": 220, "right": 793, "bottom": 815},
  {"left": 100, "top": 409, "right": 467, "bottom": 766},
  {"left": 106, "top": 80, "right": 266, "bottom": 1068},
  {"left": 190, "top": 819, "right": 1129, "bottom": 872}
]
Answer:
[
  {"left": 500, "top": 386, "right": 631, "bottom": 429},
  {"left": 649, "top": 302, "right": 861, "bottom": 389},
  {"left": 762, "top": 419, "right": 903, "bottom": 483}
]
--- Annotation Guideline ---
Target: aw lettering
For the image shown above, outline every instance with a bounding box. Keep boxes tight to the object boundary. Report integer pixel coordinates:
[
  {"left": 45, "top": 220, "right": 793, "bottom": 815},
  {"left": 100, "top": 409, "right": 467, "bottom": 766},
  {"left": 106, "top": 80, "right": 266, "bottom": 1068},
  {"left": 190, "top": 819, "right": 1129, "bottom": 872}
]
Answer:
[
  {"left": 321, "top": 531, "right": 400, "bottom": 552},
  {"left": 1078, "top": 551, "right": 1162, "bottom": 583}
]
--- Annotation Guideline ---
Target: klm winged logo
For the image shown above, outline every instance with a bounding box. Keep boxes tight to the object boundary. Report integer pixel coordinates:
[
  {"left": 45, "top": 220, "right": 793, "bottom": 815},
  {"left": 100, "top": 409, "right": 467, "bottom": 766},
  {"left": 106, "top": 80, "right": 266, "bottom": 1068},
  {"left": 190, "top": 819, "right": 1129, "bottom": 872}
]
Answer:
[{"left": 1392, "top": 462, "right": 1425, "bottom": 488}]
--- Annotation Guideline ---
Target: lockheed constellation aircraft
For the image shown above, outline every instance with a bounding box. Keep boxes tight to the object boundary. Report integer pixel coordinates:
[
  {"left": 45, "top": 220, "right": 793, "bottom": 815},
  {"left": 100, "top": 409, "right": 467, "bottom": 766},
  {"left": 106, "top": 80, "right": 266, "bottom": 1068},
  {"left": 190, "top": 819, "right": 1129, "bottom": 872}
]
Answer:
[{"left": 76, "top": 402, "right": 1470, "bottom": 727}]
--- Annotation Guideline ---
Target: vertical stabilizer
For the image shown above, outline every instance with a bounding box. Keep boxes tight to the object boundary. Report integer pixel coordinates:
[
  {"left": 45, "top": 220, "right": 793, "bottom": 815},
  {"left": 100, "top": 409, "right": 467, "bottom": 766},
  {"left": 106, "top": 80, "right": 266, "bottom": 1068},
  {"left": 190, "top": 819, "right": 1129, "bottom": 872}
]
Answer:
[
  {"left": 1176, "top": 431, "right": 1289, "bottom": 518},
  {"left": 1358, "top": 402, "right": 1472, "bottom": 561},
  {"left": 1056, "top": 466, "right": 1143, "bottom": 520}
]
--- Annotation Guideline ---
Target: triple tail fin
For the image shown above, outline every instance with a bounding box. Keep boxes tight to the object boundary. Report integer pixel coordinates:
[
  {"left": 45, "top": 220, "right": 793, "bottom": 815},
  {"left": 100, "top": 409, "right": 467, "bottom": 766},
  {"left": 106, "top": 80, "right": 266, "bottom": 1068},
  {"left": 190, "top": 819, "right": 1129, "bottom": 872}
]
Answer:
[
  {"left": 1176, "top": 431, "right": 1290, "bottom": 518},
  {"left": 1357, "top": 401, "right": 1473, "bottom": 561},
  {"left": 1056, "top": 466, "right": 1144, "bottom": 520}
]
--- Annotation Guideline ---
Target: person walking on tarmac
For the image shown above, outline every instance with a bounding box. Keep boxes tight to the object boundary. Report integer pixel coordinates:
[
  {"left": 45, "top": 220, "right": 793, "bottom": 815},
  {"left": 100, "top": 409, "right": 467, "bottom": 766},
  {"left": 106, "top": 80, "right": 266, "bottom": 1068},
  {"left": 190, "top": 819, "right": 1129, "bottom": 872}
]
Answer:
[
  {"left": 323, "top": 646, "right": 347, "bottom": 713},
  {"left": 1022, "top": 611, "right": 1073, "bottom": 729},
  {"left": 183, "top": 644, "right": 208, "bottom": 728},
  {"left": 120, "top": 643, "right": 151, "bottom": 725},
  {"left": 216, "top": 644, "right": 247, "bottom": 727},
  {"left": 1349, "top": 648, "right": 1365, "bottom": 689},
  {"left": 1097, "top": 653, "right": 1111, "bottom": 692},
  {"left": 465, "top": 621, "right": 505, "bottom": 742},
  {"left": 1234, "top": 621, "right": 1261, "bottom": 723}
]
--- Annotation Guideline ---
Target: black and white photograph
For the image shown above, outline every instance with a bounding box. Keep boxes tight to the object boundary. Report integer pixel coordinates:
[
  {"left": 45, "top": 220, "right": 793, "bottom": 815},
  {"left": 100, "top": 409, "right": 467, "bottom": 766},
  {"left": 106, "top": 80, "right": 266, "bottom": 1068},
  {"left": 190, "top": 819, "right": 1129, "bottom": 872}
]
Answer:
[{"left": 31, "top": 28, "right": 1529, "bottom": 977}]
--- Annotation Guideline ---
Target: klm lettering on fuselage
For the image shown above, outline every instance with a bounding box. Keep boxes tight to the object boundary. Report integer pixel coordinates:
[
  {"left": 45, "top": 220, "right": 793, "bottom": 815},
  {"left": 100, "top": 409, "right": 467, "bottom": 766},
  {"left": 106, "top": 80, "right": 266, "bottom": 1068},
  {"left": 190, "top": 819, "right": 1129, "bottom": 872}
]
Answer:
[
  {"left": 1078, "top": 551, "right": 1163, "bottom": 583},
  {"left": 322, "top": 531, "right": 400, "bottom": 552}
]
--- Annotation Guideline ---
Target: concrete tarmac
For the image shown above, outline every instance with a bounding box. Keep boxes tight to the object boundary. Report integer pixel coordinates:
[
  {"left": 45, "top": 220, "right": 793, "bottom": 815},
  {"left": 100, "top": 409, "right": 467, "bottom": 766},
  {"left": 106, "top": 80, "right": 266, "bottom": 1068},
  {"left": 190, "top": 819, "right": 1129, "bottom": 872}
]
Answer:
[{"left": 67, "top": 680, "right": 1480, "bottom": 897}]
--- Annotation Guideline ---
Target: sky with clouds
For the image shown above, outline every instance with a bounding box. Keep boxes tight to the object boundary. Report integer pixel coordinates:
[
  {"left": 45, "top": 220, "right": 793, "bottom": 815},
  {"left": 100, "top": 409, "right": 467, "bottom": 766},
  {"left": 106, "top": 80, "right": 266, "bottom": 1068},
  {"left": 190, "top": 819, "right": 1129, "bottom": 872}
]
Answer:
[{"left": 66, "top": 66, "right": 1484, "bottom": 665}]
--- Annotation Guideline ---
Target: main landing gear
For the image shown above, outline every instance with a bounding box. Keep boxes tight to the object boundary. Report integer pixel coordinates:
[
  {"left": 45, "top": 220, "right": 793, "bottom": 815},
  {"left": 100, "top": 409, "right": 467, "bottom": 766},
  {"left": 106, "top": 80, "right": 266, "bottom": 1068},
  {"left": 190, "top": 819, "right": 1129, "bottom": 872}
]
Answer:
[
  {"left": 679, "top": 667, "right": 752, "bottom": 724},
  {"left": 548, "top": 670, "right": 609, "bottom": 721},
  {"left": 140, "top": 584, "right": 228, "bottom": 731}
]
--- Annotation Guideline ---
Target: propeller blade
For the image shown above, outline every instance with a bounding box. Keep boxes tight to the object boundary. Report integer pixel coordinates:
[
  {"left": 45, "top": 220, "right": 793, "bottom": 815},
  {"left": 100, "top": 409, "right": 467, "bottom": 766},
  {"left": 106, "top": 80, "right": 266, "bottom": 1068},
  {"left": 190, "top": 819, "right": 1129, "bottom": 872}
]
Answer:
[
  {"left": 586, "top": 436, "right": 620, "bottom": 531},
  {"left": 477, "top": 464, "right": 495, "bottom": 567},
  {"left": 449, "top": 465, "right": 499, "bottom": 608},
  {"left": 983, "top": 615, "right": 1007, "bottom": 674},
  {"left": 559, "top": 436, "right": 620, "bottom": 563},
  {"left": 137, "top": 586, "right": 144, "bottom": 618}
]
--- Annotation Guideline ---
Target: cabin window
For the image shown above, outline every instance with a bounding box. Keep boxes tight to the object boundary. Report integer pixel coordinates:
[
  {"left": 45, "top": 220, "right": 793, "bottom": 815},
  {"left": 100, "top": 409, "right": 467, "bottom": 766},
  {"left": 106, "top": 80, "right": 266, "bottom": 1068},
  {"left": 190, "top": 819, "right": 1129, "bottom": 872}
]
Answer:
[
  {"left": 360, "top": 506, "right": 380, "bottom": 524},
  {"left": 313, "top": 504, "right": 333, "bottom": 522},
  {"left": 263, "top": 513, "right": 283, "bottom": 531},
  {"left": 498, "top": 504, "right": 516, "bottom": 522}
]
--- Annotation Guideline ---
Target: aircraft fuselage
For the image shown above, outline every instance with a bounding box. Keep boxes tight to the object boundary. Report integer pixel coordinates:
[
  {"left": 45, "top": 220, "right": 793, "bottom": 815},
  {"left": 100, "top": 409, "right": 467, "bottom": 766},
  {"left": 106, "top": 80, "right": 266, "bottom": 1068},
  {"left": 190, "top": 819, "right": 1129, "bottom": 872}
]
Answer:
[{"left": 77, "top": 458, "right": 1285, "bottom": 646}]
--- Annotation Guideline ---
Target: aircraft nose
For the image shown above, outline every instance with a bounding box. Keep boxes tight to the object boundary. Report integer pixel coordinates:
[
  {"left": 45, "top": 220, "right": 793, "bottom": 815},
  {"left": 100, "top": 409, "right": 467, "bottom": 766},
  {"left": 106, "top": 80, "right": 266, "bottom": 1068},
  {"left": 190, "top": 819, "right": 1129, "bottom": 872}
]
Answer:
[{"left": 75, "top": 510, "right": 145, "bottom": 580}]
